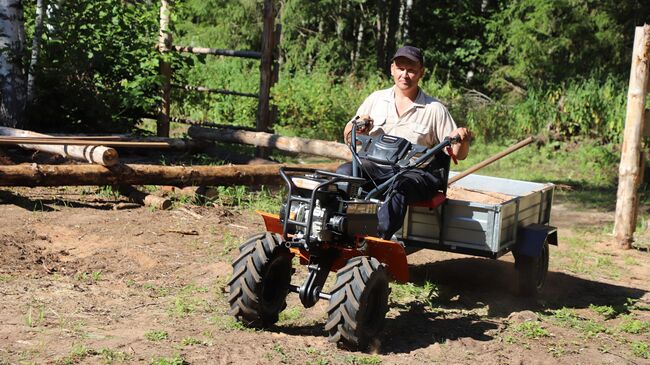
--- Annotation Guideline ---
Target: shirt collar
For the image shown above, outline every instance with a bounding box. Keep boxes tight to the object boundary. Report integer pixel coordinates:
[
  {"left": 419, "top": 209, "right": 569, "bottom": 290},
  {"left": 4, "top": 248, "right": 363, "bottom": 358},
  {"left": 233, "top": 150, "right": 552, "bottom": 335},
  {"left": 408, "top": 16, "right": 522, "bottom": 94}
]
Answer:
[{"left": 384, "top": 87, "right": 425, "bottom": 108}]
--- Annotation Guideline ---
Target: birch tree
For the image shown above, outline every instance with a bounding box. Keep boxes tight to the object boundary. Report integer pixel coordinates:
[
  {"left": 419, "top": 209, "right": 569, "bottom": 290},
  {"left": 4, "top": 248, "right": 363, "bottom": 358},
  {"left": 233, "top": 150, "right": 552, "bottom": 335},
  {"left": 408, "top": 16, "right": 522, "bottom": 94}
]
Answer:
[{"left": 0, "top": 0, "right": 26, "bottom": 128}]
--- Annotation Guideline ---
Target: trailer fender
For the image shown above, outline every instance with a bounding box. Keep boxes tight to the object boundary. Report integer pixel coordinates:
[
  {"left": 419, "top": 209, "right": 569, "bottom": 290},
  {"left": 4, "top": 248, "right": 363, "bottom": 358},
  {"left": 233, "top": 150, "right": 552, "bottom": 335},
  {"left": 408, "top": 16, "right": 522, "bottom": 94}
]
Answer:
[{"left": 514, "top": 223, "right": 558, "bottom": 258}]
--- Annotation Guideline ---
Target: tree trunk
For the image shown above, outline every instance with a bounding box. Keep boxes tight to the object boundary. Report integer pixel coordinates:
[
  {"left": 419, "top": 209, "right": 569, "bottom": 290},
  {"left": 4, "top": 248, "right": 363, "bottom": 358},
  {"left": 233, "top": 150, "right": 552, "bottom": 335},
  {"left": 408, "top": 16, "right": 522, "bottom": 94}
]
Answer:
[
  {"left": 0, "top": 126, "right": 119, "bottom": 166},
  {"left": 614, "top": 25, "right": 650, "bottom": 249},
  {"left": 187, "top": 125, "right": 352, "bottom": 161},
  {"left": 157, "top": 0, "right": 172, "bottom": 137},
  {"left": 385, "top": 0, "right": 400, "bottom": 67},
  {"left": 375, "top": 0, "right": 386, "bottom": 72},
  {"left": 0, "top": 0, "right": 26, "bottom": 128},
  {"left": 27, "top": 0, "right": 45, "bottom": 103},
  {"left": 0, "top": 163, "right": 340, "bottom": 187}
]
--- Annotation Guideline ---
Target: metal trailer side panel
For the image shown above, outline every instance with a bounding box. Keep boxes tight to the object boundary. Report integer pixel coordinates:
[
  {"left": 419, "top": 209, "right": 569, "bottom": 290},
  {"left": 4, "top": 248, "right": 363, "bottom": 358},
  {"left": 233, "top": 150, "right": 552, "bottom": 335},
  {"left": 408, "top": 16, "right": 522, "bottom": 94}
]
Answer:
[{"left": 403, "top": 173, "right": 555, "bottom": 256}]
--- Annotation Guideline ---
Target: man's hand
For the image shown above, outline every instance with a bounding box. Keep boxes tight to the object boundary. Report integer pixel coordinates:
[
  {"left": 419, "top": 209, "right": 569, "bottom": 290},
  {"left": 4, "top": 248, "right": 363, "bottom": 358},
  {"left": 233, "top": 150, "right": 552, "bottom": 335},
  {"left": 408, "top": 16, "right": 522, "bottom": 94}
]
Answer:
[
  {"left": 450, "top": 127, "right": 471, "bottom": 142},
  {"left": 449, "top": 127, "right": 471, "bottom": 160},
  {"left": 344, "top": 115, "right": 374, "bottom": 145}
]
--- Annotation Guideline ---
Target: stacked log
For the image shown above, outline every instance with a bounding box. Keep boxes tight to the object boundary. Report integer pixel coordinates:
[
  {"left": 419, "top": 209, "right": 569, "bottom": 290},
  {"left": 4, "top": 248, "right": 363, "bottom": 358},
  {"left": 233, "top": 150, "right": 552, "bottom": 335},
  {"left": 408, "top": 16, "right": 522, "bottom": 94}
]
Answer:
[
  {"left": 0, "top": 127, "right": 118, "bottom": 166},
  {"left": 0, "top": 163, "right": 340, "bottom": 187}
]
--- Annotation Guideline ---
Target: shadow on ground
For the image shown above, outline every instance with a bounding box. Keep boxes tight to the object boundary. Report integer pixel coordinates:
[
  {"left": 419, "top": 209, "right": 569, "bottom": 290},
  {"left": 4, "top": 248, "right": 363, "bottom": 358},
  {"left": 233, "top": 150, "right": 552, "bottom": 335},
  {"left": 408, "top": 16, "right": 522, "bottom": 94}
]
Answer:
[
  {"left": 374, "top": 257, "right": 647, "bottom": 354},
  {"left": 0, "top": 189, "right": 128, "bottom": 211}
]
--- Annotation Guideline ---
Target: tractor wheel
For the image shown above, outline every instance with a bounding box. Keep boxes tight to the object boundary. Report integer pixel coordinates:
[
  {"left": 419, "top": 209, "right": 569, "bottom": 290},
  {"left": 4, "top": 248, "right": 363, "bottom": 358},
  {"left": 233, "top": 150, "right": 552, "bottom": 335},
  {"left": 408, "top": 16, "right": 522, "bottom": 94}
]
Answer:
[
  {"left": 227, "top": 232, "right": 293, "bottom": 327},
  {"left": 516, "top": 240, "right": 549, "bottom": 297},
  {"left": 325, "top": 256, "right": 390, "bottom": 351}
]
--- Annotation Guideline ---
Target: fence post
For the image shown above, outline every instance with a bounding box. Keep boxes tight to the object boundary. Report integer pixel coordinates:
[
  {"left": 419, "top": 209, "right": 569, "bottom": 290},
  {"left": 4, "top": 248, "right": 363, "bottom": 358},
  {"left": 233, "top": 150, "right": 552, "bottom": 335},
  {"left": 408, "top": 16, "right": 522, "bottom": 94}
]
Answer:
[
  {"left": 157, "top": 0, "right": 172, "bottom": 137},
  {"left": 614, "top": 25, "right": 650, "bottom": 249},
  {"left": 256, "top": 0, "right": 276, "bottom": 157}
]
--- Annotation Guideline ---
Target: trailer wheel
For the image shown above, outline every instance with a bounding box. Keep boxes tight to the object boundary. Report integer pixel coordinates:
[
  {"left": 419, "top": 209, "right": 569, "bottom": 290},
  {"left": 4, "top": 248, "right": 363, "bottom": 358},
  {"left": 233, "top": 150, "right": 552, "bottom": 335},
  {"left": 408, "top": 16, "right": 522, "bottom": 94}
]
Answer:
[
  {"left": 517, "top": 240, "right": 549, "bottom": 297},
  {"left": 325, "top": 256, "right": 389, "bottom": 351},
  {"left": 227, "top": 232, "right": 292, "bottom": 327}
]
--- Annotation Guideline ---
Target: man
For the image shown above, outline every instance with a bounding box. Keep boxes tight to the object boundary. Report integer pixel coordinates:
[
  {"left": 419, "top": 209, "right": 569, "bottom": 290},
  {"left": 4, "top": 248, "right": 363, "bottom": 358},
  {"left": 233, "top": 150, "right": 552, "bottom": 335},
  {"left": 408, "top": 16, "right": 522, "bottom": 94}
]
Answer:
[{"left": 338, "top": 45, "right": 471, "bottom": 240}]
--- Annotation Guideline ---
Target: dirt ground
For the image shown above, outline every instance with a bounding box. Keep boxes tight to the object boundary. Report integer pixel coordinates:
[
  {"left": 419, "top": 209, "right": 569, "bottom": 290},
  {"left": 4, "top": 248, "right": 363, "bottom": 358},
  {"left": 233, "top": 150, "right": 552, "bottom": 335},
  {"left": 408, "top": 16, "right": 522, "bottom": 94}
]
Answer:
[{"left": 0, "top": 185, "right": 649, "bottom": 365}]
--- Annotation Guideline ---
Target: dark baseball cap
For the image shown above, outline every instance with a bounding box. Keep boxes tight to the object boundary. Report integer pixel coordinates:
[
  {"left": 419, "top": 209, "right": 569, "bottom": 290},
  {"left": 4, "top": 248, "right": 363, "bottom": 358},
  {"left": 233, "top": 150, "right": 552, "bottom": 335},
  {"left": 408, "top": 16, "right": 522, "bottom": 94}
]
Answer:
[{"left": 392, "top": 45, "right": 424, "bottom": 64}]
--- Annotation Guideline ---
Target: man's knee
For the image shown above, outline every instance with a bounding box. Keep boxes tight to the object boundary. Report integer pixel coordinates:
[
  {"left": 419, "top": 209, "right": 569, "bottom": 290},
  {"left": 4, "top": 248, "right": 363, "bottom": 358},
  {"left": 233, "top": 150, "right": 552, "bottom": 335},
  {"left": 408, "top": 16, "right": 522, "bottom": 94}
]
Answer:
[{"left": 336, "top": 162, "right": 353, "bottom": 176}]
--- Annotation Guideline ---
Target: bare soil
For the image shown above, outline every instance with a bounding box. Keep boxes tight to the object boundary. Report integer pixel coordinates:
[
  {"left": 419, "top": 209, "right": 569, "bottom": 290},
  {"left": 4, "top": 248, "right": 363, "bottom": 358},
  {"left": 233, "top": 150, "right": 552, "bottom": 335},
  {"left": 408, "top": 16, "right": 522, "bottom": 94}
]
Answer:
[{"left": 0, "top": 186, "right": 649, "bottom": 365}]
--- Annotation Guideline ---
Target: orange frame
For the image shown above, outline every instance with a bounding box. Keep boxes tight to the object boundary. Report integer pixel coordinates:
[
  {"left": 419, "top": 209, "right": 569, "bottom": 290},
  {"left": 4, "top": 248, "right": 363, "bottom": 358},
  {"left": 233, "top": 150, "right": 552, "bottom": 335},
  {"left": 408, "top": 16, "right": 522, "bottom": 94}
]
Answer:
[{"left": 256, "top": 211, "right": 409, "bottom": 283}]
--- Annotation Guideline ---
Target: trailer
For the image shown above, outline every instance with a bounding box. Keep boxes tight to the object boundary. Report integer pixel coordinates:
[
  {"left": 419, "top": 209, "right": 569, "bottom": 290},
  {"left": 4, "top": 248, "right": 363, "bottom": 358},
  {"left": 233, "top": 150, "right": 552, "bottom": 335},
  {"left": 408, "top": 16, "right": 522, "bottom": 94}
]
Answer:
[{"left": 402, "top": 172, "right": 557, "bottom": 295}]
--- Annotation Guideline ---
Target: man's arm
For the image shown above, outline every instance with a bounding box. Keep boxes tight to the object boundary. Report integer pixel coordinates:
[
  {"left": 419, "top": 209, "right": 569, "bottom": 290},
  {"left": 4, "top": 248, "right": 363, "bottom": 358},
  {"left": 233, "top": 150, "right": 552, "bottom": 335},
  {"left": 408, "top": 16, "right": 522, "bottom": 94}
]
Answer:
[{"left": 449, "top": 127, "right": 471, "bottom": 160}]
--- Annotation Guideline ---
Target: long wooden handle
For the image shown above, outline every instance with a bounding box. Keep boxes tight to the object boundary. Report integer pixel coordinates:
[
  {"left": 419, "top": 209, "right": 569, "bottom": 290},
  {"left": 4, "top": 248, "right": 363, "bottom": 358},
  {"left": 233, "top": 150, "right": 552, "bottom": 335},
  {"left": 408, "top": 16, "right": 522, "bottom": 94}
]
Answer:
[{"left": 448, "top": 136, "right": 537, "bottom": 185}]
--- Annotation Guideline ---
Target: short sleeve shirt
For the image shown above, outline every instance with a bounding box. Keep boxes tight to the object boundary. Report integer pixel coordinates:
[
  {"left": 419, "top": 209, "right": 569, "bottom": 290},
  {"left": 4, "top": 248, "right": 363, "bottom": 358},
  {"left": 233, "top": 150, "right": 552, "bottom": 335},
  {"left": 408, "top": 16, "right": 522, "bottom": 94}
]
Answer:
[{"left": 355, "top": 87, "right": 457, "bottom": 148}]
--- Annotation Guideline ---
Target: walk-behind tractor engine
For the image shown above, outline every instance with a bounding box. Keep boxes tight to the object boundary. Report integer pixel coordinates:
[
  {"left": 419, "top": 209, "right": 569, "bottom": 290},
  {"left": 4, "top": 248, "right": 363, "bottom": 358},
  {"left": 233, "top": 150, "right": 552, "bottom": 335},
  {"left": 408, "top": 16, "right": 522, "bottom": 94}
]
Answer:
[{"left": 227, "top": 118, "right": 460, "bottom": 351}]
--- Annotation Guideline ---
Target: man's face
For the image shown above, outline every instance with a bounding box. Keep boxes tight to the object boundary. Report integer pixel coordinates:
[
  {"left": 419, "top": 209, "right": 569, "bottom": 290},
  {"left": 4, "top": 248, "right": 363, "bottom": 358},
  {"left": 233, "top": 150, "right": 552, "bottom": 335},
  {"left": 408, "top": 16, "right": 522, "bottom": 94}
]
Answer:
[{"left": 390, "top": 57, "right": 424, "bottom": 92}]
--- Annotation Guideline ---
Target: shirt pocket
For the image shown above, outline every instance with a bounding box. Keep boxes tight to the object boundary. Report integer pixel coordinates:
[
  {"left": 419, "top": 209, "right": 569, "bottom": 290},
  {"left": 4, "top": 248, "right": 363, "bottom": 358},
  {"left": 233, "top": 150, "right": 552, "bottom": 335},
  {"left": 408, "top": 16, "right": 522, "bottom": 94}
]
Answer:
[{"left": 411, "top": 122, "right": 429, "bottom": 135}]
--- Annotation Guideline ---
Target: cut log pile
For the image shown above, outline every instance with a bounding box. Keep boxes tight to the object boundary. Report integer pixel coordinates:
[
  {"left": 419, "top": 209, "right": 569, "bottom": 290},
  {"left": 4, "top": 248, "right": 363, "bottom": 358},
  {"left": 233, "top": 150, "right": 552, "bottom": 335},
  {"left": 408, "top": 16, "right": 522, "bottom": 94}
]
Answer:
[{"left": 0, "top": 124, "right": 348, "bottom": 209}]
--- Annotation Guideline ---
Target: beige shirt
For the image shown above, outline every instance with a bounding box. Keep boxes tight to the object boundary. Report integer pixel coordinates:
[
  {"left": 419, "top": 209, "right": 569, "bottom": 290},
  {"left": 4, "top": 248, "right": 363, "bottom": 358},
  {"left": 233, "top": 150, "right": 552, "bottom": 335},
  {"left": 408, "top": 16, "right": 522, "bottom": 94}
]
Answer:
[{"left": 355, "top": 86, "right": 457, "bottom": 148}]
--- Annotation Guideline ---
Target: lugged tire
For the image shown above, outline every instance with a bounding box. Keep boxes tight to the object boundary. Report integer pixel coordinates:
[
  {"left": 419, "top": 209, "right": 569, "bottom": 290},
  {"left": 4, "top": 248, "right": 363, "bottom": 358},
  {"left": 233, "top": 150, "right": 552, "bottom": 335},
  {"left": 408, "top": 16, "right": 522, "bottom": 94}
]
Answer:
[
  {"left": 517, "top": 240, "right": 549, "bottom": 297},
  {"left": 227, "top": 232, "right": 292, "bottom": 327},
  {"left": 325, "top": 256, "right": 389, "bottom": 351}
]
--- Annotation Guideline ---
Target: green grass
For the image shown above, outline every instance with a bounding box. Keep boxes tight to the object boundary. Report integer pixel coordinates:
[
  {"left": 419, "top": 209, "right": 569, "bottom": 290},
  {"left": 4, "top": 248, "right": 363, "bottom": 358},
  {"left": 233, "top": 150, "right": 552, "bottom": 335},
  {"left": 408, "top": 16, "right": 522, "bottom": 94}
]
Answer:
[
  {"left": 278, "top": 307, "right": 302, "bottom": 323},
  {"left": 549, "top": 308, "right": 608, "bottom": 338},
  {"left": 618, "top": 316, "right": 650, "bottom": 334},
  {"left": 589, "top": 304, "right": 622, "bottom": 320},
  {"left": 98, "top": 348, "right": 129, "bottom": 363},
  {"left": 150, "top": 354, "right": 187, "bottom": 365},
  {"left": 25, "top": 306, "right": 45, "bottom": 328},
  {"left": 144, "top": 329, "right": 168, "bottom": 342},
  {"left": 0, "top": 274, "right": 14, "bottom": 282},
  {"left": 461, "top": 140, "right": 621, "bottom": 209},
  {"left": 56, "top": 344, "right": 95, "bottom": 365},
  {"left": 343, "top": 354, "right": 382, "bottom": 365},
  {"left": 630, "top": 341, "right": 650, "bottom": 359},
  {"left": 512, "top": 321, "right": 550, "bottom": 339},
  {"left": 180, "top": 337, "right": 204, "bottom": 346},
  {"left": 389, "top": 281, "right": 438, "bottom": 308}
]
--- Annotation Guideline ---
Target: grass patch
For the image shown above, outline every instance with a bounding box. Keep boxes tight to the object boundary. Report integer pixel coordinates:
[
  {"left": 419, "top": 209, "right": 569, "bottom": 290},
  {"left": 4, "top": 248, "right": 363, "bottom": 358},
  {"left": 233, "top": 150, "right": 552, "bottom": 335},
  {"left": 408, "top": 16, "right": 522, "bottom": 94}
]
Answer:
[
  {"left": 513, "top": 321, "right": 550, "bottom": 339},
  {"left": 150, "top": 354, "right": 187, "bottom": 365},
  {"left": 25, "top": 306, "right": 45, "bottom": 328},
  {"left": 549, "top": 308, "right": 607, "bottom": 337},
  {"left": 589, "top": 304, "right": 616, "bottom": 319},
  {"left": 181, "top": 337, "right": 205, "bottom": 346},
  {"left": 618, "top": 316, "right": 650, "bottom": 334},
  {"left": 630, "top": 341, "right": 650, "bottom": 359},
  {"left": 389, "top": 281, "right": 438, "bottom": 308},
  {"left": 98, "top": 348, "right": 129, "bottom": 363},
  {"left": 343, "top": 354, "right": 382, "bottom": 364},
  {"left": 210, "top": 314, "right": 252, "bottom": 332},
  {"left": 144, "top": 329, "right": 168, "bottom": 342},
  {"left": 278, "top": 307, "right": 302, "bottom": 323},
  {"left": 220, "top": 232, "right": 240, "bottom": 256},
  {"left": 0, "top": 274, "right": 14, "bottom": 282},
  {"left": 56, "top": 344, "right": 95, "bottom": 365}
]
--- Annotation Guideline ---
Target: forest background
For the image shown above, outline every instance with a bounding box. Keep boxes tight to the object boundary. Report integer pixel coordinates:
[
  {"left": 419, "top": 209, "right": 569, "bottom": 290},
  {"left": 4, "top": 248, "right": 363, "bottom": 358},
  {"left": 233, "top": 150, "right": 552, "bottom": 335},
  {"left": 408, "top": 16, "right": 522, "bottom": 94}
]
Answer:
[{"left": 7, "top": 0, "right": 650, "bottom": 190}]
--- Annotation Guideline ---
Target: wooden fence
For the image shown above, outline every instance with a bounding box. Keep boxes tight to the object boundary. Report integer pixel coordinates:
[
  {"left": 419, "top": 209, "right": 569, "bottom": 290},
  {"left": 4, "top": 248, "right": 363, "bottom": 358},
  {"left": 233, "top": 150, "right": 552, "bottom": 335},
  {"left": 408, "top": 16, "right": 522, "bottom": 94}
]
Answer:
[{"left": 156, "top": 0, "right": 280, "bottom": 140}]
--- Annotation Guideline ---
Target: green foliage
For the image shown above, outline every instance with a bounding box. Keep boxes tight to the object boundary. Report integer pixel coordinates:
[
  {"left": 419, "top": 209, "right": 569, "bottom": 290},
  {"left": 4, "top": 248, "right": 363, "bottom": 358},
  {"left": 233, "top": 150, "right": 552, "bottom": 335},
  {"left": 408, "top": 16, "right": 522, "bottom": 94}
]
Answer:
[
  {"left": 272, "top": 70, "right": 385, "bottom": 140},
  {"left": 513, "top": 321, "right": 550, "bottom": 339},
  {"left": 618, "top": 316, "right": 650, "bottom": 334},
  {"left": 29, "top": 0, "right": 161, "bottom": 132},
  {"left": 144, "top": 329, "right": 169, "bottom": 342},
  {"left": 485, "top": 0, "right": 632, "bottom": 89},
  {"left": 150, "top": 354, "right": 187, "bottom": 365},
  {"left": 630, "top": 341, "right": 650, "bottom": 359},
  {"left": 464, "top": 76, "right": 626, "bottom": 143}
]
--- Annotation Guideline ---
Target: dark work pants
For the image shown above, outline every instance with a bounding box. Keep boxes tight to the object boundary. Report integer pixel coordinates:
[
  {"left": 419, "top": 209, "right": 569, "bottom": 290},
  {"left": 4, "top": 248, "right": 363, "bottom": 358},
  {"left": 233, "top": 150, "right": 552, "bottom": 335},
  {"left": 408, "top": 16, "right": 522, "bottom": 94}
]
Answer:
[{"left": 336, "top": 161, "right": 445, "bottom": 240}]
